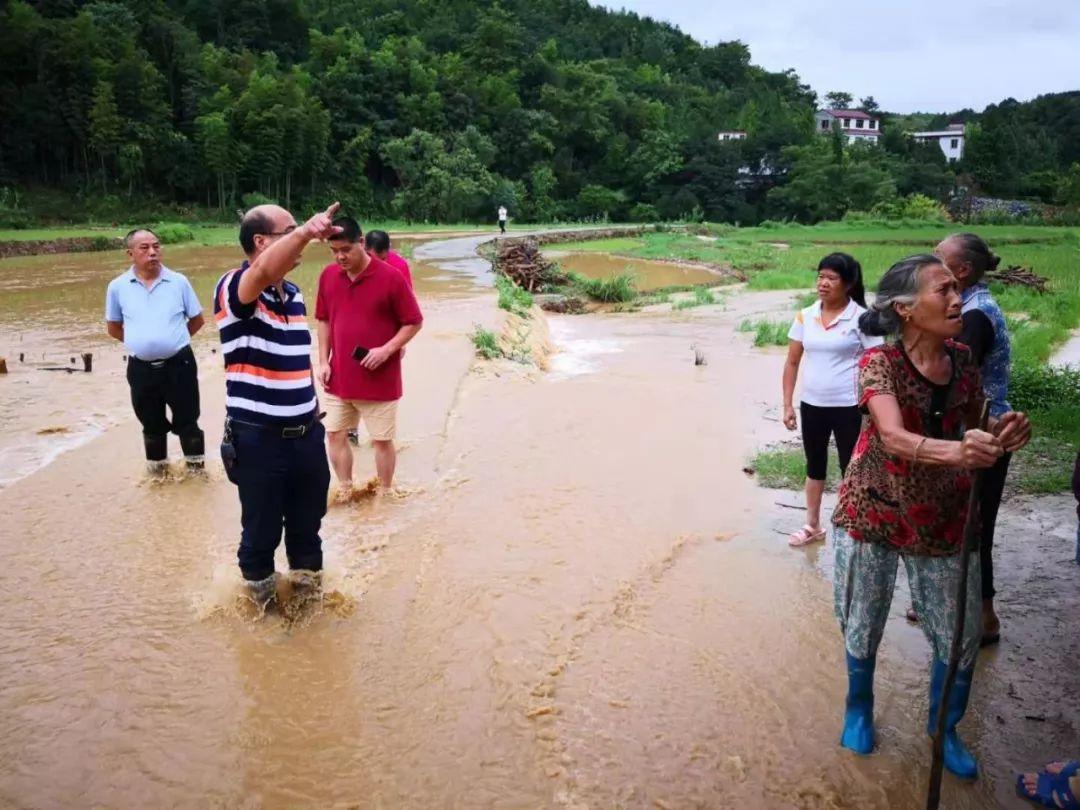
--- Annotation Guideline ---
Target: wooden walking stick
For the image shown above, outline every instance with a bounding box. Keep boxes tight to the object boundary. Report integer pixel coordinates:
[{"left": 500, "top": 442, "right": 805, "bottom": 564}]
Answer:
[{"left": 926, "top": 400, "right": 990, "bottom": 810}]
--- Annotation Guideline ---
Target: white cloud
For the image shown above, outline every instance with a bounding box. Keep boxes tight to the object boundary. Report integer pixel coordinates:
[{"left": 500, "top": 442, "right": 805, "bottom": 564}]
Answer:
[{"left": 592, "top": 0, "right": 1080, "bottom": 112}]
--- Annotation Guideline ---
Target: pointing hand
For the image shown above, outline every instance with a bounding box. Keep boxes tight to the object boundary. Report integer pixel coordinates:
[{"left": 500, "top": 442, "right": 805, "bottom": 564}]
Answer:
[{"left": 304, "top": 202, "right": 343, "bottom": 241}]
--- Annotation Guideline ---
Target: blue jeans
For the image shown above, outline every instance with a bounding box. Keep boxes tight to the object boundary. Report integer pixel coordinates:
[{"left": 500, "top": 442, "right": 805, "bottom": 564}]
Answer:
[{"left": 231, "top": 421, "right": 331, "bottom": 581}]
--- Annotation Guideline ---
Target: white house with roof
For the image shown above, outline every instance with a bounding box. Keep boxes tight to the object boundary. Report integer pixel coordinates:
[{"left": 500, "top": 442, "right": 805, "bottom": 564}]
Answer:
[
  {"left": 814, "top": 109, "right": 881, "bottom": 143},
  {"left": 717, "top": 130, "right": 747, "bottom": 142},
  {"left": 912, "top": 123, "right": 965, "bottom": 162}
]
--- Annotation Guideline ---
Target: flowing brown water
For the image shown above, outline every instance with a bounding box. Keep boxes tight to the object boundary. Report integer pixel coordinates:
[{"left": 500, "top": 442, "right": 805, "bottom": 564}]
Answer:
[{"left": 0, "top": 235, "right": 1075, "bottom": 808}]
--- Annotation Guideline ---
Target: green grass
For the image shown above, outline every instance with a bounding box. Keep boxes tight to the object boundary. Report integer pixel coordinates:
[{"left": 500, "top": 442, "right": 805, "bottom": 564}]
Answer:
[
  {"left": 551, "top": 237, "right": 646, "bottom": 252},
  {"left": 495, "top": 274, "right": 533, "bottom": 317},
  {"left": 672, "top": 286, "right": 717, "bottom": 310},
  {"left": 470, "top": 326, "right": 503, "bottom": 360},
  {"left": 697, "top": 220, "right": 1080, "bottom": 246},
  {"left": 565, "top": 271, "right": 637, "bottom": 303},
  {"left": 750, "top": 446, "right": 842, "bottom": 491},
  {"left": 738, "top": 319, "right": 790, "bottom": 346},
  {"left": 634, "top": 292, "right": 671, "bottom": 306}
]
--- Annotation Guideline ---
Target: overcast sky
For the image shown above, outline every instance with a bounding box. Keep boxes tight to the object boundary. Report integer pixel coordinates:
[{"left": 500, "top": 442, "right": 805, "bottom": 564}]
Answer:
[{"left": 593, "top": 0, "right": 1079, "bottom": 113}]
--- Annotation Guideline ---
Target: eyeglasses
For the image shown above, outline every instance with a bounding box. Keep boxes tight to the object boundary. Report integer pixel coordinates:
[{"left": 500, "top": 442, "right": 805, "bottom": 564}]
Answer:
[{"left": 262, "top": 225, "right": 297, "bottom": 238}]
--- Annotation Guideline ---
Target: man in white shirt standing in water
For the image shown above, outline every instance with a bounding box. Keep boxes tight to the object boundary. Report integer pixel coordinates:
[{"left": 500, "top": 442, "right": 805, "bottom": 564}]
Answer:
[{"left": 781, "top": 253, "right": 883, "bottom": 546}]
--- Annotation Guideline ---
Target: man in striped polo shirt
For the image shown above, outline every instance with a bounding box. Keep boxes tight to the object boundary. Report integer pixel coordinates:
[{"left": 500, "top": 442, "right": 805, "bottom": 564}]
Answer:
[{"left": 214, "top": 201, "right": 341, "bottom": 607}]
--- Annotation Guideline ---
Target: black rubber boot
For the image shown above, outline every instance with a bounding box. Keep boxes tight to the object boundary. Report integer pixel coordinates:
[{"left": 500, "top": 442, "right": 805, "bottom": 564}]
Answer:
[{"left": 245, "top": 574, "right": 277, "bottom": 610}]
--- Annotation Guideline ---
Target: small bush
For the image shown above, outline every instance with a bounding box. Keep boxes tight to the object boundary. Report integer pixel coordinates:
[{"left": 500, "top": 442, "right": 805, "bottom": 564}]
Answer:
[
  {"left": 470, "top": 326, "right": 502, "bottom": 360},
  {"left": 629, "top": 202, "right": 660, "bottom": 223},
  {"left": 155, "top": 223, "right": 195, "bottom": 244},
  {"left": 495, "top": 274, "right": 533, "bottom": 317},
  {"left": 569, "top": 272, "right": 637, "bottom": 303},
  {"left": 673, "top": 286, "right": 716, "bottom": 310},
  {"left": 869, "top": 193, "right": 948, "bottom": 223},
  {"left": 1010, "top": 363, "right": 1080, "bottom": 412},
  {"left": 0, "top": 187, "right": 30, "bottom": 229},
  {"left": 754, "top": 321, "right": 789, "bottom": 347},
  {"left": 241, "top": 192, "right": 275, "bottom": 209},
  {"left": 739, "top": 319, "right": 789, "bottom": 346},
  {"left": 90, "top": 235, "right": 119, "bottom": 250}
]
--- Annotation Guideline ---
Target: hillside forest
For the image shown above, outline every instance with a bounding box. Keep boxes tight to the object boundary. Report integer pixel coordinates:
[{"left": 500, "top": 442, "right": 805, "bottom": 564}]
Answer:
[{"left": 2, "top": 0, "right": 1080, "bottom": 225}]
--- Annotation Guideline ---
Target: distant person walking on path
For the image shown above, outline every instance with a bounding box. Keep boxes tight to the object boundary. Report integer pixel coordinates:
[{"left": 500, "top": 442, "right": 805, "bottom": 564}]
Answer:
[
  {"left": 1073, "top": 451, "right": 1080, "bottom": 565},
  {"left": 105, "top": 228, "right": 205, "bottom": 475},
  {"left": 316, "top": 217, "right": 423, "bottom": 491},
  {"left": 364, "top": 229, "right": 413, "bottom": 289},
  {"left": 782, "top": 253, "right": 882, "bottom": 546},
  {"left": 497, "top": 205, "right": 508, "bottom": 234},
  {"left": 931, "top": 233, "right": 1013, "bottom": 645},
  {"left": 832, "top": 255, "right": 1030, "bottom": 780},
  {"left": 213, "top": 202, "right": 341, "bottom": 607}
]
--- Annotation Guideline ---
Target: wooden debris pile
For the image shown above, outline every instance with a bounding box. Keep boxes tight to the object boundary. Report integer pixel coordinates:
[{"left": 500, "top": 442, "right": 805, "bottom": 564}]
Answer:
[
  {"left": 986, "top": 265, "right": 1049, "bottom": 293},
  {"left": 496, "top": 238, "right": 566, "bottom": 292}
]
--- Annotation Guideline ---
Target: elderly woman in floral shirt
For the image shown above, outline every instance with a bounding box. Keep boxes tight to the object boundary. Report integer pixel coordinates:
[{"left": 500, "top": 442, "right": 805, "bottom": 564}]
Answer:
[{"left": 832, "top": 254, "right": 1031, "bottom": 781}]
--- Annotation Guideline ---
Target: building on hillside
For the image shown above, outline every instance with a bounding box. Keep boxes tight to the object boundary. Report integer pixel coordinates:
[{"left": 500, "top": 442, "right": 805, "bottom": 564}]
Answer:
[
  {"left": 717, "top": 130, "right": 747, "bottom": 142},
  {"left": 736, "top": 158, "right": 779, "bottom": 188},
  {"left": 912, "top": 123, "right": 965, "bottom": 162},
  {"left": 814, "top": 109, "right": 881, "bottom": 143}
]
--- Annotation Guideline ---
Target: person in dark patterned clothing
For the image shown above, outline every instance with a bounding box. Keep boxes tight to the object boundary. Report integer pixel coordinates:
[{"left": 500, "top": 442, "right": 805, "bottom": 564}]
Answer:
[{"left": 831, "top": 255, "right": 1031, "bottom": 781}]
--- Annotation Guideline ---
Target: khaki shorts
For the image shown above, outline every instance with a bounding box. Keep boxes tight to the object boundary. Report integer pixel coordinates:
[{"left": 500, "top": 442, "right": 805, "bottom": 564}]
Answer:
[{"left": 323, "top": 392, "right": 398, "bottom": 441}]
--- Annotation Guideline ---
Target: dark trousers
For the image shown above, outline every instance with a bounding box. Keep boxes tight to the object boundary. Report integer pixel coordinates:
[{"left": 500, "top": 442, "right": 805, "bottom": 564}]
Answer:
[
  {"left": 800, "top": 402, "right": 862, "bottom": 481},
  {"left": 499, "top": 219, "right": 506, "bottom": 233},
  {"left": 979, "top": 452, "right": 1011, "bottom": 600},
  {"left": 231, "top": 421, "right": 331, "bottom": 582},
  {"left": 126, "top": 345, "right": 204, "bottom": 461}
]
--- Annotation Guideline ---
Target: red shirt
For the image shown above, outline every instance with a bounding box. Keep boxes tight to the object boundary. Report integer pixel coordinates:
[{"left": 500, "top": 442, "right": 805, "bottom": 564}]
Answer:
[
  {"left": 315, "top": 256, "right": 423, "bottom": 401},
  {"left": 385, "top": 250, "right": 413, "bottom": 289}
]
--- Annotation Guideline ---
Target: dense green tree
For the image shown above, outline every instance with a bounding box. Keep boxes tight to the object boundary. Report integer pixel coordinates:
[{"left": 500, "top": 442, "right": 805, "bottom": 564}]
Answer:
[
  {"left": 824, "top": 91, "right": 853, "bottom": 109},
  {"left": 0, "top": 0, "right": 1074, "bottom": 224},
  {"left": 768, "top": 137, "right": 895, "bottom": 222},
  {"left": 89, "top": 81, "right": 123, "bottom": 191}
]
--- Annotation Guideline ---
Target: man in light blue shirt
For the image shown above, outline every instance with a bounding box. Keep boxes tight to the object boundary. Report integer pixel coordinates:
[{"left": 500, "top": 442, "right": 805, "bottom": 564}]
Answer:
[{"left": 105, "top": 229, "right": 206, "bottom": 473}]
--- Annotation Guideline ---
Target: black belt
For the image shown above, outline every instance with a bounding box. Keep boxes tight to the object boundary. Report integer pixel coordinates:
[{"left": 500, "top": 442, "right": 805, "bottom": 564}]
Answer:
[
  {"left": 227, "top": 414, "right": 322, "bottom": 439},
  {"left": 131, "top": 345, "right": 193, "bottom": 368}
]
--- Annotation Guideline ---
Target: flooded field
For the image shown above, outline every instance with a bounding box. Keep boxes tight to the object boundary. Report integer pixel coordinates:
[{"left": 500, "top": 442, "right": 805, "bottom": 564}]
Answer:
[
  {"left": 0, "top": 233, "right": 1076, "bottom": 808},
  {"left": 550, "top": 250, "right": 723, "bottom": 290}
]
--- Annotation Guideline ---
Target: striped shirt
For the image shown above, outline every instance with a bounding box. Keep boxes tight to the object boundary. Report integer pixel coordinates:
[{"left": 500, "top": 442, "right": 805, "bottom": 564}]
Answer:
[{"left": 213, "top": 262, "right": 318, "bottom": 425}]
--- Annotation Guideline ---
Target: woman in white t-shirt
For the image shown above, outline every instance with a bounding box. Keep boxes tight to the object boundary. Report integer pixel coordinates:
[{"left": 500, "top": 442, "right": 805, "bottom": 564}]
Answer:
[{"left": 782, "top": 253, "right": 883, "bottom": 546}]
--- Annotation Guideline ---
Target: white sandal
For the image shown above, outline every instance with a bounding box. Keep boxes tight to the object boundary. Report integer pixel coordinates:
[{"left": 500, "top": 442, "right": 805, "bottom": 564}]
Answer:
[{"left": 789, "top": 524, "right": 826, "bottom": 547}]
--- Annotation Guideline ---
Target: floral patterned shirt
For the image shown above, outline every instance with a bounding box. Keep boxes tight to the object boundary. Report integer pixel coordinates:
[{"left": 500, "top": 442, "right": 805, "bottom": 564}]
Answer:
[{"left": 833, "top": 341, "right": 986, "bottom": 556}]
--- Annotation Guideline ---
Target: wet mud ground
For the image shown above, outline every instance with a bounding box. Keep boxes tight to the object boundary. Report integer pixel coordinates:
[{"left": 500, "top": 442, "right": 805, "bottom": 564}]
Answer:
[{"left": 0, "top": 235, "right": 1077, "bottom": 808}]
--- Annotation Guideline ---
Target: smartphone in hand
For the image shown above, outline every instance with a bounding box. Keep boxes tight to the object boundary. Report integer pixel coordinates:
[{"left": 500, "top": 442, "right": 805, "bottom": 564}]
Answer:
[{"left": 352, "top": 346, "right": 370, "bottom": 362}]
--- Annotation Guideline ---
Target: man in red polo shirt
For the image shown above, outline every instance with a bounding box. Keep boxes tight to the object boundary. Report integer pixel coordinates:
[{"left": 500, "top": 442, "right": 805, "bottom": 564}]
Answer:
[
  {"left": 315, "top": 217, "right": 423, "bottom": 490},
  {"left": 364, "top": 229, "right": 413, "bottom": 289}
]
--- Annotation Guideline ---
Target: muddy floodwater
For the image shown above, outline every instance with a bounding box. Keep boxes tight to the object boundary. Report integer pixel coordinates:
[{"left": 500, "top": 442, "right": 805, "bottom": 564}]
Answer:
[
  {"left": 0, "top": 233, "right": 1076, "bottom": 808},
  {"left": 550, "top": 250, "right": 722, "bottom": 290}
]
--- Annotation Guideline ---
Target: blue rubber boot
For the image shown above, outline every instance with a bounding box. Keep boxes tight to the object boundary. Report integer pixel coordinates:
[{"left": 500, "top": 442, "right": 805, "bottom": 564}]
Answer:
[
  {"left": 927, "top": 659, "right": 979, "bottom": 780},
  {"left": 841, "top": 652, "right": 876, "bottom": 755}
]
